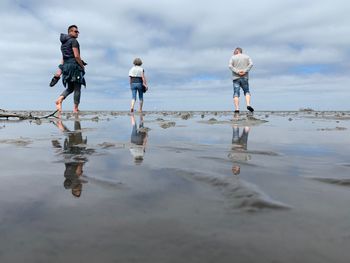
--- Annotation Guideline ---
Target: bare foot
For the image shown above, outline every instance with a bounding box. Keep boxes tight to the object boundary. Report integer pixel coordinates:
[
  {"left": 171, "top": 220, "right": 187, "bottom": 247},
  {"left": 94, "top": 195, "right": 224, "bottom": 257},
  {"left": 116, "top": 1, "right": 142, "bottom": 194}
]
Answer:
[
  {"left": 73, "top": 104, "right": 80, "bottom": 113},
  {"left": 55, "top": 100, "right": 62, "bottom": 112}
]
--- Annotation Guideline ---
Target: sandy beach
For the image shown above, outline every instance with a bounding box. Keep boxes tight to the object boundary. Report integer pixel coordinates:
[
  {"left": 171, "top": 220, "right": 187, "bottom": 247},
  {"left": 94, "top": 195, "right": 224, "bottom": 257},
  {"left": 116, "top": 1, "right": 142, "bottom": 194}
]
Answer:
[{"left": 1, "top": 110, "right": 350, "bottom": 263}]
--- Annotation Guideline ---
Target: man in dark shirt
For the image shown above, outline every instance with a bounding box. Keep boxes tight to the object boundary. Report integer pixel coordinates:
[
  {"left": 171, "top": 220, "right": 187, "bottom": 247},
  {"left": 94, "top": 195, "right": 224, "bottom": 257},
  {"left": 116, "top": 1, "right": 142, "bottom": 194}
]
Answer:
[{"left": 55, "top": 25, "right": 86, "bottom": 113}]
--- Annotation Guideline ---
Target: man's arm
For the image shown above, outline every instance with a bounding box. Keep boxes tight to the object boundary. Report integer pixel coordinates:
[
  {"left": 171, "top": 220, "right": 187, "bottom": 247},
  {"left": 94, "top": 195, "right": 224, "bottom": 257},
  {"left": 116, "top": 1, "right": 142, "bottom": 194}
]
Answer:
[
  {"left": 244, "top": 57, "right": 253, "bottom": 73},
  {"left": 228, "top": 57, "right": 240, "bottom": 74},
  {"left": 73, "top": 47, "right": 85, "bottom": 70},
  {"left": 237, "top": 57, "right": 253, "bottom": 76}
]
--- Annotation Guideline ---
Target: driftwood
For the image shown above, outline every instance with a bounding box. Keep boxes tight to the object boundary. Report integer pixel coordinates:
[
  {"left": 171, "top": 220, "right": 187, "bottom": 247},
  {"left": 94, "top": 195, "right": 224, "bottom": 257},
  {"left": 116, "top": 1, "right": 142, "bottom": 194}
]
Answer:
[{"left": 0, "top": 110, "right": 59, "bottom": 120}]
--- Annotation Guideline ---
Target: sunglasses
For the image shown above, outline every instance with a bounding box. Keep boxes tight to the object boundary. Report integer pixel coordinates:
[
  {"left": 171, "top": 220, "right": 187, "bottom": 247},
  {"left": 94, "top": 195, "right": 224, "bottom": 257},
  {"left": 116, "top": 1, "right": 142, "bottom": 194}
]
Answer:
[{"left": 74, "top": 30, "right": 80, "bottom": 33}]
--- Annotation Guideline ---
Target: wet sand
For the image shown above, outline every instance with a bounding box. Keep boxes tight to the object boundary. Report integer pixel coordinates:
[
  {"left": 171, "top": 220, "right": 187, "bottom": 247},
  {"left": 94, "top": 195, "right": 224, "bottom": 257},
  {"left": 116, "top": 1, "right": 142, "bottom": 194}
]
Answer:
[{"left": 1, "top": 111, "right": 350, "bottom": 263}]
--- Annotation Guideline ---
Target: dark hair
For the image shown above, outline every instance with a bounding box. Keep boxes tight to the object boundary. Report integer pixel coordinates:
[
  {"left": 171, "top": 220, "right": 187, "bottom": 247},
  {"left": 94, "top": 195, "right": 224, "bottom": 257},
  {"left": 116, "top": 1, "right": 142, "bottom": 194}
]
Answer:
[
  {"left": 68, "top": 25, "right": 78, "bottom": 33},
  {"left": 235, "top": 47, "right": 243, "bottom": 53}
]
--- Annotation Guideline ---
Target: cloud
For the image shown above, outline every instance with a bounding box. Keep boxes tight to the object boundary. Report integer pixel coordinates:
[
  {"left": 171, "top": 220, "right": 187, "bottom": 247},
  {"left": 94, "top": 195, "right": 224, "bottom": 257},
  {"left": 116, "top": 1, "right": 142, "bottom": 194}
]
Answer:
[{"left": 0, "top": 0, "right": 349, "bottom": 110}]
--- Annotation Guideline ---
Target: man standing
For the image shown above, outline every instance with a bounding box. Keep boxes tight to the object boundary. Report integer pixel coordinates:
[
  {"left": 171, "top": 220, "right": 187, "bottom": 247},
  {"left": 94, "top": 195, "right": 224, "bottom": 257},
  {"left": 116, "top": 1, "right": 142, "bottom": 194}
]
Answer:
[
  {"left": 55, "top": 25, "right": 86, "bottom": 113},
  {"left": 229, "top": 47, "right": 254, "bottom": 113}
]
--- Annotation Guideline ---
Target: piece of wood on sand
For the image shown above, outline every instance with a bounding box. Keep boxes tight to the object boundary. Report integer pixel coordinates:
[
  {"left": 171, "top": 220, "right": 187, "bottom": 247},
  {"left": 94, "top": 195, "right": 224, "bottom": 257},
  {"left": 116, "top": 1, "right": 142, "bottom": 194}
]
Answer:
[{"left": 0, "top": 110, "right": 59, "bottom": 120}]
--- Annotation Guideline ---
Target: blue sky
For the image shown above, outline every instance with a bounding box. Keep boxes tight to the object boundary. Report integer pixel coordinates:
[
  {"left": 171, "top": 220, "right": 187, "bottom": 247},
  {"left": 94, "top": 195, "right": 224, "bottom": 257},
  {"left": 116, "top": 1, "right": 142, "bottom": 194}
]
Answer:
[{"left": 0, "top": 0, "right": 349, "bottom": 111}]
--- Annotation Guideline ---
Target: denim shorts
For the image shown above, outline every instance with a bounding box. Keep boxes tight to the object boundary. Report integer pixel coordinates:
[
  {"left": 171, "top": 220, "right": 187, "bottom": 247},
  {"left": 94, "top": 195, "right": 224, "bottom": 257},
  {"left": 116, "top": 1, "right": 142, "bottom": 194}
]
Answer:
[
  {"left": 130, "top": 82, "right": 143, "bottom": 101},
  {"left": 233, "top": 77, "right": 250, "bottom": 98}
]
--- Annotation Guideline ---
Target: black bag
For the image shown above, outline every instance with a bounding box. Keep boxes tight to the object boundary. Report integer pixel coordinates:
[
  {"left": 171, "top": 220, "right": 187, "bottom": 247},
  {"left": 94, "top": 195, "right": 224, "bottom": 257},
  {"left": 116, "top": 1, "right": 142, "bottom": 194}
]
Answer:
[{"left": 142, "top": 84, "right": 148, "bottom": 93}]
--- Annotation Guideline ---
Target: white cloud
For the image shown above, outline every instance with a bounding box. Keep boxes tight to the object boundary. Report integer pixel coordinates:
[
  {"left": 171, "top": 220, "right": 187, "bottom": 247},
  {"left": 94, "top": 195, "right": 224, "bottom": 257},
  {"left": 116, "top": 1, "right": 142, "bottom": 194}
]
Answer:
[{"left": 0, "top": 0, "right": 349, "bottom": 110}]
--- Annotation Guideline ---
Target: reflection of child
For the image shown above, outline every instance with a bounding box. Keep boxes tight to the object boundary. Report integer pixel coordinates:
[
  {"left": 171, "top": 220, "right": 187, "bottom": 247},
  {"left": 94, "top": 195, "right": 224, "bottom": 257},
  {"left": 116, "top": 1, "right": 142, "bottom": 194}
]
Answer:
[{"left": 49, "top": 60, "right": 87, "bottom": 87}]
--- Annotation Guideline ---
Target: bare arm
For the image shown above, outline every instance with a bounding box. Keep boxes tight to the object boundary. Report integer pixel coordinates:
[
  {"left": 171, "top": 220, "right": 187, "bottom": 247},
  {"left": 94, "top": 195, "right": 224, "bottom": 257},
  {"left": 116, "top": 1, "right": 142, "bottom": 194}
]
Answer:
[
  {"left": 141, "top": 71, "right": 147, "bottom": 87},
  {"left": 73, "top": 47, "right": 85, "bottom": 70}
]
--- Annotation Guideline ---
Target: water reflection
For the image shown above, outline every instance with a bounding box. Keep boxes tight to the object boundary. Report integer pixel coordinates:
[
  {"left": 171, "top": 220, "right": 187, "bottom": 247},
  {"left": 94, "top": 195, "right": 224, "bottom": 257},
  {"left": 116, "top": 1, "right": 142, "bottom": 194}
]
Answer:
[
  {"left": 52, "top": 117, "right": 93, "bottom": 197},
  {"left": 228, "top": 125, "right": 251, "bottom": 175},
  {"left": 129, "top": 114, "right": 148, "bottom": 164}
]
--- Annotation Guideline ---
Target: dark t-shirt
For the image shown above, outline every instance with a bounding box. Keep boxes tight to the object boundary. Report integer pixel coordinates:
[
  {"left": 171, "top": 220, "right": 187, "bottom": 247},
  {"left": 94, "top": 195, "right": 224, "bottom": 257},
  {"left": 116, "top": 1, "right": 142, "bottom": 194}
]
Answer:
[{"left": 61, "top": 38, "right": 80, "bottom": 60}]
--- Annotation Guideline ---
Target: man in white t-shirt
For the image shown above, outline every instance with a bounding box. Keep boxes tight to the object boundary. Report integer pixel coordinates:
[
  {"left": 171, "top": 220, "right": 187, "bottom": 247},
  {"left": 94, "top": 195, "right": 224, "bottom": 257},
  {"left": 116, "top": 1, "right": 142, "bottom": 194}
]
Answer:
[{"left": 228, "top": 47, "right": 254, "bottom": 114}]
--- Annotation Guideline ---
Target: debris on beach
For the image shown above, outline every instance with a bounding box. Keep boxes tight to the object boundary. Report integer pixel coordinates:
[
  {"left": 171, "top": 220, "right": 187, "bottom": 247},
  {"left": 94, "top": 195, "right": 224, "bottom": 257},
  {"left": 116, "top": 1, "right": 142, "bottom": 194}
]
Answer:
[
  {"left": 98, "top": 142, "right": 126, "bottom": 149},
  {"left": 181, "top": 112, "right": 192, "bottom": 120},
  {"left": 299, "top": 108, "right": 314, "bottom": 112},
  {"left": 0, "top": 110, "right": 59, "bottom": 120},
  {"left": 98, "top": 142, "right": 116, "bottom": 149},
  {"left": 0, "top": 138, "right": 32, "bottom": 147},
  {"left": 317, "top": 127, "right": 347, "bottom": 131},
  {"left": 160, "top": 121, "right": 176, "bottom": 129}
]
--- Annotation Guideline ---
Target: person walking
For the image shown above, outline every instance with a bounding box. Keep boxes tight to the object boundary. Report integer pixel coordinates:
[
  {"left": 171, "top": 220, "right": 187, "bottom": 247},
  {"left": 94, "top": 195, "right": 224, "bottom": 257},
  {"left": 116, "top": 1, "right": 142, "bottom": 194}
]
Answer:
[
  {"left": 128, "top": 58, "right": 148, "bottom": 113},
  {"left": 228, "top": 47, "right": 254, "bottom": 113},
  {"left": 55, "top": 25, "right": 86, "bottom": 113}
]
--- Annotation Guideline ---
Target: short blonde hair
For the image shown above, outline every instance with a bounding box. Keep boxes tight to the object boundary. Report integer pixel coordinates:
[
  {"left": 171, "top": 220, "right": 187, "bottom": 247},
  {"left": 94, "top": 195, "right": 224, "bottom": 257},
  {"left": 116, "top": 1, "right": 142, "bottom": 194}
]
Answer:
[{"left": 133, "top": 58, "right": 143, "bottom": 66}]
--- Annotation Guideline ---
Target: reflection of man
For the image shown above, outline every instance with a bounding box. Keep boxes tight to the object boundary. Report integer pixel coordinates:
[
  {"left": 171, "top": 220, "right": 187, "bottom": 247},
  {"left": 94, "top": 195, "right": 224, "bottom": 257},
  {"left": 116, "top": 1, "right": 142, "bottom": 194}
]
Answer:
[
  {"left": 63, "top": 162, "right": 84, "bottom": 197},
  {"left": 228, "top": 126, "right": 251, "bottom": 175},
  {"left": 129, "top": 114, "right": 148, "bottom": 164},
  {"left": 52, "top": 118, "right": 89, "bottom": 197}
]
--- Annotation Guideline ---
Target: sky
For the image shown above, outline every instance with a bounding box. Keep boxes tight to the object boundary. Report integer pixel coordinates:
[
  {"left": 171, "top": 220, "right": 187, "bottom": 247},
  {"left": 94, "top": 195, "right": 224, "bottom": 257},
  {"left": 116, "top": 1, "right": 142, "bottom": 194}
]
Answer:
[{"left": 0, "top": 0, "right": 349, "bottom": 111}]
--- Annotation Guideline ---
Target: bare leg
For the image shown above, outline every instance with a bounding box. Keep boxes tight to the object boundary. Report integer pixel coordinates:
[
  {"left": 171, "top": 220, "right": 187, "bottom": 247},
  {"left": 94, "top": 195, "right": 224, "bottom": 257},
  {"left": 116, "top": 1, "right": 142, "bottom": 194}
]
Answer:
[
  {"left": 130, "top": 99, "right": 135, "bottom": 112},
  {"left": 245, "top": 94, "right": 251, "bottom": 107},
  {"left": 54, "top": 68, "right": 62, "bottom": 78},
  {"left": 139, "top": 100, "right": 143, "bottom": 113},
  {"left": 130, "top": 113, "right": 136, "bottom": 126},
  {"left": 233, "top": 97, "right": 239, "bottom": 111},
  {"left": 55, "top": 95, "right": 64, "bottom": 112},
  {"left": 245, "top": 94, "right": 254, "bottom": 112}
]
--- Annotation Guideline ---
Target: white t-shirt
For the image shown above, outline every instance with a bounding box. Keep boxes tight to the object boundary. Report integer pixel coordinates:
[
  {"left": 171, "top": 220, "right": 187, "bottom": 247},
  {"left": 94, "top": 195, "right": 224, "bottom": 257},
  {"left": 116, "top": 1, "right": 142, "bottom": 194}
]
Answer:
[
  {"left": 129, "top": 145, "right": 144, "bottom": 158},
  {"left": 129, "top": 66, "right": 144, "bottom": 77}
]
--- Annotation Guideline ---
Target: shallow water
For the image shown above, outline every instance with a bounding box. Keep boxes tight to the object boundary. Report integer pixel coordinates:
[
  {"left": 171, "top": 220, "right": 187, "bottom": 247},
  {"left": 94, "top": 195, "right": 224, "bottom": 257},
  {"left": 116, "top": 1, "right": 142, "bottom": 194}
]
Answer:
[{"left": 1, "top": 111, "right": 350, "bottom": 263}]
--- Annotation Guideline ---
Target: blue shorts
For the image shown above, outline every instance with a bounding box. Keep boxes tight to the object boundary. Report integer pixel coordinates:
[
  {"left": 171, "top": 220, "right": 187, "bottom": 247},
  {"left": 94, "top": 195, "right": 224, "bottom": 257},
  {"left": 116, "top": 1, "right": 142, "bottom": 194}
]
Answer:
[
  {"left": 233, "top": 77, "right": 250, "bottom": 98},
  {"left": 130, "top": 82, "right": 143, "bottom": 101}
]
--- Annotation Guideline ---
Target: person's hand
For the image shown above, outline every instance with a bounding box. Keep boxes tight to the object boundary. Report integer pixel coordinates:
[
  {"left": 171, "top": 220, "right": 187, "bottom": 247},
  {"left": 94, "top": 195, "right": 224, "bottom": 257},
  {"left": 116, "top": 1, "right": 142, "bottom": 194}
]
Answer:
[{"left": 239, "top": 70, "right": 245, "bottom": 76}]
